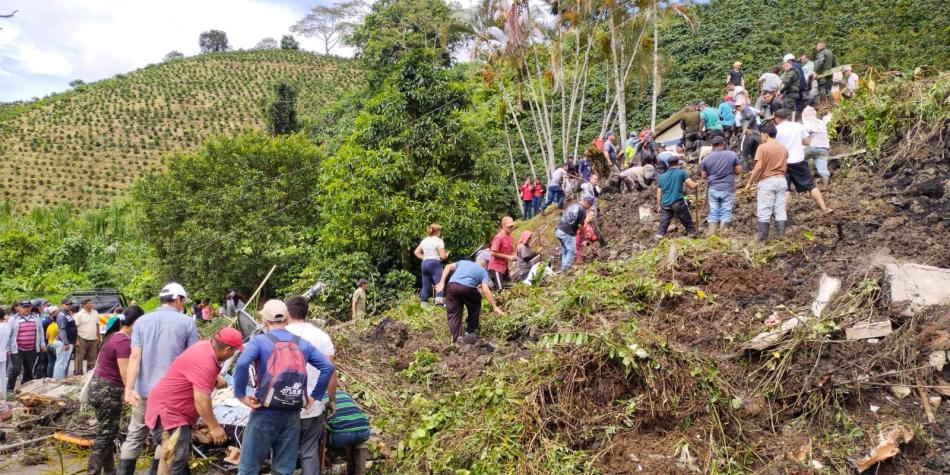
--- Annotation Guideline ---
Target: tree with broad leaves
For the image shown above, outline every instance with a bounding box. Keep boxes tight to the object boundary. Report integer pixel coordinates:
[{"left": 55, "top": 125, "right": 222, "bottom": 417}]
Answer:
[
  {"left": 68, "top": 79, "right": 84, "bottom": 87},
  {"left": 266, "top": 82, "right": 298, "bottom": 136},
  {"left": 163, "top": 50, "right": 184, "bottom": 61},
  {"left": 291, "top": 0, "right": 366, "bottom": 55},
  {"left": 280, "top": 34, "right": 300, "bottom": 50},
  {"left": 199, "top": 29, "right": 230, "bottom": 52}
]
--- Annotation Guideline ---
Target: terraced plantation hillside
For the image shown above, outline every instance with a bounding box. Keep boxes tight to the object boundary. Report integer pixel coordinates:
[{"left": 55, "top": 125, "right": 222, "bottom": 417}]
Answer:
[{"left": 0, "top": 50, "right": 360, "bottom": 210}]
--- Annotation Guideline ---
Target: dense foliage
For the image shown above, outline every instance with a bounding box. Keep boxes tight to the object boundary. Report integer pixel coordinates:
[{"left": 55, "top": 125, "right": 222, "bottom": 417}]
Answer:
[
  {"left": 199, "top": 29, "right": 230, "bottom": 52},
  {"left": 266, "top": 82, "right": 299, "bottom": 135}
]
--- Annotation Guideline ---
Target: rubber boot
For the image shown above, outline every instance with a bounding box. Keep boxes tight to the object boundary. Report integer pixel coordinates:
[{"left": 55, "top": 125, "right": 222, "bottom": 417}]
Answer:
[
  {"left": 116, "top": 458, "right": 136, "bottom": 475},
  {"left": 719, "top": 222, "right": 730, "bottom": 235},
  {"left": 776, "top": 220, "right": 787, "bottom": 238},
  {"left": 102, "top": 455, "right": 117, "bottom": 475},
  {"left": 706, "top": 222, "right": 719, "bottom": 237},
  {"left": 821, "top": 175, "right": 829, "bottom": 185},
  {"left": 756, "top": 222, "right": 769, "bottom": 243},
  {"left": 87, "top": 453, "right": 103, "bottom": 475}
]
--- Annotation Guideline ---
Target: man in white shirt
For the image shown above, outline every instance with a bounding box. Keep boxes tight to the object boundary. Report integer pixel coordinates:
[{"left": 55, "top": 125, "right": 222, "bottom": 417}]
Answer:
[
  {"left": 73, "top": 298, "right": 100, "bottom": 375},
  {"left": 285, "top": 296, "right": 337, "bottom": 475},
  {"left": 774, "top": 109, "right": 831, "bottom": 213}
]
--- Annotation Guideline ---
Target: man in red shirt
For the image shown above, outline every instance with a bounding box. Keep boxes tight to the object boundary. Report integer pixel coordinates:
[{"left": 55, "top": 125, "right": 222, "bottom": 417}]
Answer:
[
  {"left": 488, "top": 216, "right": 516, "bottom": 290},
  {"left": 145, "top": 328, "right": 243, "bottom": 474}
]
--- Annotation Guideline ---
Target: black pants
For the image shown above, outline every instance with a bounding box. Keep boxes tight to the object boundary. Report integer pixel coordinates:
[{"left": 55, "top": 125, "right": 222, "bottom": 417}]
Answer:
[
  {"left": 656, "top": 199, "right": 696, "bottom": 237},
  {"left": 488, "top": 269, "right": 510, "bottom": 291},
  {"left": 150, "top": 417, "right": 193, "bottom": 475},
  {"left": 683, "top": 131, "right": 700, "bottom": 153},
  {"left": 445, "top": 283, "right": 481, "bottom": 342},
  {"left": 7, "top": 350, "right": 38, "bottom": 391}
]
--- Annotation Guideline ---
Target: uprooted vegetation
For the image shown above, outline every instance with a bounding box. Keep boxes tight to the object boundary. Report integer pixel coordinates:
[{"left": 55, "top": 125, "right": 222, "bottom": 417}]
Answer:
[{"left": 327, "top": 73, "right": 950, "bottom": 474}]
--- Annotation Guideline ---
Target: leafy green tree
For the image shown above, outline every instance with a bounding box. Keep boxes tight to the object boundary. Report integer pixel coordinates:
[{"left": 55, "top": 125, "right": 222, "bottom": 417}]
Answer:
[
  {"left": 291, "top": 1, "right": 366, "bottom": 55},
  {"left": 254, "top": 37, "right": 279, "bottom": 49},
  {"left": 68, "top": 79, "right": 85, "bottom": 88},
  {"left": 132, "top": 132, "right": 322, "bottom": 298},
  {"left": 199, "top": 29, "right": 230, "bottom": 52},
  {"left": 280, "top": 34, "right": 300, "bottom": 50},
  {"left": 348, "top": 0, "right": 471, "bottom": 84},
  {"left": 311, "top": 49, "right": 507, "bottom": 282},
  {"left": 267, "top": 82, "right": 299, "bottom": 135},
  {"left": 163, "top": 50, "right": 184, "bottom": 61}
]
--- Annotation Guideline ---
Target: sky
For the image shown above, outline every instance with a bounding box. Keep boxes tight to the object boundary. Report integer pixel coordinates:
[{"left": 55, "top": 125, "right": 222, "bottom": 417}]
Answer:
[{"left": 0, "top": 0, "right": 356, "bottom": 102}]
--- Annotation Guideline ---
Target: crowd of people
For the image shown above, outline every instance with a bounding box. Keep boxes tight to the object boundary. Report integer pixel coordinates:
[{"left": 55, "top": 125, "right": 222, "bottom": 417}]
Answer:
[{"left": 2, "top": 282, "right": 371, "bottom": 475}]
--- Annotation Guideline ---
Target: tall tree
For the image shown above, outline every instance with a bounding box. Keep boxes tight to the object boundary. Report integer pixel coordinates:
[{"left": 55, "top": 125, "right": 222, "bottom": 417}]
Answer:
[
  {"left": 645, "top": 1, "right": 695, "bottom": 130},
  {"left": 255, "top": 37, "right": 279, "bottom": 49},
  {"left": 163, "top": 50, "right": 184, "bottom": 61},
  {"left": 291, "top": 1, "right": 366, "bottom": 55},
  {"left": 199, "top": 29, "right": 230, "bottom": 52},
  {"left": 280, "top": 34, "right": 300, "bottom": 50},
  {"left": 267, "top": 82, "right": 299, "bottom": 136}
]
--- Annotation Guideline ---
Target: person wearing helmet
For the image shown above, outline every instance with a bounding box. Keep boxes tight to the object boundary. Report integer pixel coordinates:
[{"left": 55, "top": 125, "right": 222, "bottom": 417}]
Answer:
[{"left": 118, "top": 282, "right": 198, "bottom": 475}]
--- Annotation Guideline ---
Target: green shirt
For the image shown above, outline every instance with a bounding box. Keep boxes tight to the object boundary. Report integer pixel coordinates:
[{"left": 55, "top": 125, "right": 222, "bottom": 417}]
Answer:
[
  {"left": 700, "top": 107, "right": 722, "bottom": 131},
  {"left": 351, "top": 287, "right": 366, "bottom": 319},
  {"left": 658, "top": 168, "right": 689, "bottom": 207}
]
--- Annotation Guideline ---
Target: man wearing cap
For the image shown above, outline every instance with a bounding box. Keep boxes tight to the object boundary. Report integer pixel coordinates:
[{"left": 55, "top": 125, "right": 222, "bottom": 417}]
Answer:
[
  {"left": 555, "top": 193, "right": 596, "bottom": 271},
  {"left": 781, "top": 54, "right": 803, "bottom": 121},
  {"left": 145, "top": 328, "right": 241, "bottom": 474},
  {"left": 6, "top": 300, "right": 45, "bottom": 392},
  {"left": 840, "top": 66, "right": 858, "bottom": 99},
  {"left": 727, "top": 61, "right": 744, "bottom": 88},
  {"left": 774, "top": 109, "right": 832, "bottom": 214},
  {"left": 700, "top": 136, "right": 742, "bottom": 235},
  {"left": 743, "top": 122, "right": 788, "bottom": 242},
  {"left": 233, "top": 299, "right": 335, "bottom": 475},
  {"left": 74, "top": 298, "right": 100, "bottom": 376},
  {"left": 602, "top": 131, "right": 619, "bottom": 171},
  {"left": 435, "top": 252, "right": 505, "bottom": 343},
  {"left": 53, "top": 300, "right": 78, "bottom": 379},
  {"left": 351, "top": 278, "right": 369, "bottom": 321},
  {"left": 655, "top": 156, "right": 699, "bottom": 240},
  {"left": 679, "top": 103, "right": 702, "bottom": 155},
  {"left": 118, "top": 282, "right": 199, "bottom": 475},
  {"left": 488, "top": 217, "right": 517, "bottom": 291},
  {"left": 577, "top": 153, "right": 593, "bottom": 182},
  {"left": 699, "top": 102, "right": 724, "bottom": 141},
  {"left": 285, "top": 296, "right": 337, "bottom": 475}
]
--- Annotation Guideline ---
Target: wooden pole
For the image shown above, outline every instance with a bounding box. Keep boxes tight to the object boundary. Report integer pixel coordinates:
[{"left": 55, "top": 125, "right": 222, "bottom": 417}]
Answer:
[{"left": 245, "top": 264, "right": 277, "bottom": 309}]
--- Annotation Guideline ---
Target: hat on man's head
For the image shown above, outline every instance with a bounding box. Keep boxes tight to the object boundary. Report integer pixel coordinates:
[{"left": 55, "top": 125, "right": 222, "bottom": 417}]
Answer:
[
  {"left": 215, "top": 327, "right": 244, "bottom": 350},
  {"left": 159, "top": 282, "right": 188, "bottom": 300},
  {"left": 783, "top": 53, "right": 795, "bottom": 62},
  {"left": 475, "top": 249, "right": 491, "bottom": 264},
  {"left": 581, "top": 193, "right": 596, "bottom": 205},
  {"left": 733, "top": 61, "right": 742, "bottom": 68},
  {"left": 260, "top": 299, "right": 289, "bottom": 322},
  {"left": 357, "top": 278, "right": 369, "bottom": 286},
  {"left": 710, "top": 136, "right": 726, "bottom": 146},
  {"left": 20, "top": 300, "right": 33, "bottom": 307},
  {"left": 606, "top": 131, "right": 615, "bottom": 137}
]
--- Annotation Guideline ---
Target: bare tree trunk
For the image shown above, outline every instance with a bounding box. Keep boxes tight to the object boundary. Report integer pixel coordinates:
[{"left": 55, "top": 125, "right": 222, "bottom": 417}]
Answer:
[
  {"left": 608, "top": 14, "right": 627, "bottom": 142},
  {"left": 499, "top": 82, "right": 540, "bottom": 179},
  {"left": 572, "top": 54, "right": 591, "bottom": 159},
  {"left": 650, "top": 10, "right": 660, "bottom": 131},
  {"left": 504, "top": 122, "right": 524, "bottom": 216},
  {"left": 566, "top": 30, "right": 594, "bottom": 159}
]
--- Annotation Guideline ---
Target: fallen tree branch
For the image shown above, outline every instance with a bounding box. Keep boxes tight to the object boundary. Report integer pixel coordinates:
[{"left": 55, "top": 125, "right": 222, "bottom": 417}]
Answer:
[{"left": 0, "top": 435, "right": 53, "bottom": 454}]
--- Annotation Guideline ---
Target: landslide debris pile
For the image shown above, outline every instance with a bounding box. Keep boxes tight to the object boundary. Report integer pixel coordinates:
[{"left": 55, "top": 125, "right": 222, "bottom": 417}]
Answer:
[{"left": 328, "top": 73, "right": 950, "bottom": 474}]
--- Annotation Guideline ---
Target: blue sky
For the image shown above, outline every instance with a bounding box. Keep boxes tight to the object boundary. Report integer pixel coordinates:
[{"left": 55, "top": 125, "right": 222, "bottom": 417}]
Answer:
[{"left": 0, "top": 0, "right": 347, "bottom": 102}]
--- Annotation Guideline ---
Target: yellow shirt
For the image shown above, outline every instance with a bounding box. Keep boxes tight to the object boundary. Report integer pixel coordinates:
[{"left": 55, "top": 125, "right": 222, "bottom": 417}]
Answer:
[{"left": 46, "top": 322, "right": 59, "bottom": 345}]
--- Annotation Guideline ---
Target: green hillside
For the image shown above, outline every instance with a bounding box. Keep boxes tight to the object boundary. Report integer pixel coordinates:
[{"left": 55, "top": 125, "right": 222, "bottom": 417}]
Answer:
[{"left": 0, "top": 50, "right": 360, "bottom": 210}]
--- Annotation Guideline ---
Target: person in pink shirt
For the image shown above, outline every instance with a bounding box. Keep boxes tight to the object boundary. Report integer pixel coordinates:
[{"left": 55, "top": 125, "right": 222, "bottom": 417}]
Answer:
[{"left": 488, "top": 216, "right": 516, "bottom": 290}]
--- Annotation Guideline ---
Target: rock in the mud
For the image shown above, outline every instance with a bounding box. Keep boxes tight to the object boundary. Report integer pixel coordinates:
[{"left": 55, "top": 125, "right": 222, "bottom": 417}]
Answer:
[
  {"left": 885, "top": 262, "right": 950, "bottom": 316},
  {"left": 845, "top": 320, "right": 893, "bottom": 340},
  {"left": 854, "top": 424, "right": 913, "bottom": 472},
  {"left": 811, "top": 274, "right": 841, "bottom": 317},
  {"left": 362, "top": 317, "right": 410, "bottom": 348}
]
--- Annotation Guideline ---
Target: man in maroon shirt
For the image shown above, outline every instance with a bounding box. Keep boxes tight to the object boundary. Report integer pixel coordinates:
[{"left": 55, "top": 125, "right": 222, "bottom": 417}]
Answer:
[
  {"left": 144, "top": 328, "right": 243, "bottom": 474},
  {"left": 488, "top": 216, "right": 517, "bottom": 290}
]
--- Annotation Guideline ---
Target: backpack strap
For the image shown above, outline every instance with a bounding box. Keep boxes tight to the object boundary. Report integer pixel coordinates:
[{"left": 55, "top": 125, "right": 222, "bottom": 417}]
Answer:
[{"left": 265, "top": 333, "right": 280, "bottom": 344}]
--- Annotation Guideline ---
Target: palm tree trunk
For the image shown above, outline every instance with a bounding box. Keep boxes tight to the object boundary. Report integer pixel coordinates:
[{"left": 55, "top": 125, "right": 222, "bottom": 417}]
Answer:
[
  {"left": 504, "top": 122, "right": 524, "bottom": 216},
  {"left": 650, "top": 10, "right": 660, "bottom": 131},
  {"left": 499, "top": 82, "right": 540, "bottom": 179}
]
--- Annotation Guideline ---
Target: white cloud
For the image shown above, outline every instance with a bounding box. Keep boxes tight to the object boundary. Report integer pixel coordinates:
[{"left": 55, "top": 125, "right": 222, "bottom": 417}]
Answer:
[{"left": 0, "top": 0, "right": 344, "bottom": 101}]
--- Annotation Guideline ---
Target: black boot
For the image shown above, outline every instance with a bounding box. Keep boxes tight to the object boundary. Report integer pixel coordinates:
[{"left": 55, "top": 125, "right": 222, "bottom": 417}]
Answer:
[
  {"left": 87, "top": 454, "right": 103, "bottom": 475},
  {"left": 776, "top": 220, "right": 787, "bottom": 238},
  {"left": 117, "top": 458, "right": 136, "bottom": 475},
  {"left": 102, "top": 454, "right": 117, "bottom": 475},
  {"left": 756, "top": 222, "right": 769, "bottom": 242}
]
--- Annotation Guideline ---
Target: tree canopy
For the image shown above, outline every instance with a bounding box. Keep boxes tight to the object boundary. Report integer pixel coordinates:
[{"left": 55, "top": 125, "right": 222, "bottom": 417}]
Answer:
[
  {"left": 280, "top": 34, "right": 300, "bottom": 50},
  {"left": 199, "top": 29, "right": 230, "bottom": 52},
  {"left": 291, "top": 0, "right": 366, "bottom": 54}
]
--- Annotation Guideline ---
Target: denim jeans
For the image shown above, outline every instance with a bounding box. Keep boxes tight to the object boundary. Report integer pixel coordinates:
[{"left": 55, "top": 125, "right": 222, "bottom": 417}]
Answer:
[
  {"left": 150, "top": 419, "right": 193, "bottom": 475},
  {"left": 555, "top": 229, "right": 576, "bottom": 272},
  {"left": 53, "top": 340, "right": 73, "bottom": 379},
  {"left": 420, "top": 259, "right": 444, "bottom": 303},
  {"left": 707, "top": 189, "right": 736, "bottom": 224},
  {"left": 45, "top": 345, "right": 56, "bottom": 378},
  {"left": 239, "top": 410, "right": 301, "bottom": 475},
  {"left": 522, "top": 200, "right": 533, "bottom": 219},
  {"left": 805, "top": 146, "right": 830, "bottom": 178},
  {"left": 542, "top": 185, "right": 564, "bottom": 210},
  {"left": 532, "top": 196, "right": 542, "bottom": 216},
  {"left": 328, "top": 429, "right": 370, "bottom": 449},
  {"left": 756, "top": 176, "right": 788, "bottom": 223}
]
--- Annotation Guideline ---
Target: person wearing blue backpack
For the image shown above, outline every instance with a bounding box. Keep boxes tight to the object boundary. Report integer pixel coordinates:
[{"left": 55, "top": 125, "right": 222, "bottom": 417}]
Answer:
[{"left": 233, "top": 299, "right": 335, "bottom": 475}]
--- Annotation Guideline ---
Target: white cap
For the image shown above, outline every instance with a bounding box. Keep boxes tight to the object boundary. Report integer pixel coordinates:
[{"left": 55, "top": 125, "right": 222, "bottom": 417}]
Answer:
[
  {"left": 260, "top": 299, "right": 289, "bottom": 322},
  {"left": 783, "top": 53, "right": 795, "bottom": 62},
  {"left": 159, "top": 282, "right": 188, "bottom": 300}
]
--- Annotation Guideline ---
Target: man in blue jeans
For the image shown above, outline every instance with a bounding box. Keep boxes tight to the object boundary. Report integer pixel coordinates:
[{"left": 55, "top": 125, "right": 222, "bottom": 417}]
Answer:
[
  {"left": 555, "top": 193, "right": 595, "bottom": 272},
  {"left": 233, "top": 299, "right": 335, "bottom": 475},
  {"left": 541, "top": 163, "right": 569, "bottom": 212},
  {"left": 700, "top": 136, "right": 742, "bottom": 235}
]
